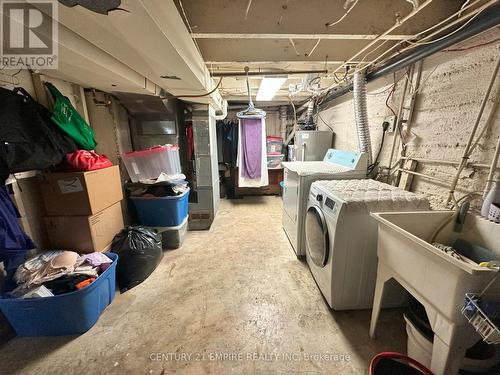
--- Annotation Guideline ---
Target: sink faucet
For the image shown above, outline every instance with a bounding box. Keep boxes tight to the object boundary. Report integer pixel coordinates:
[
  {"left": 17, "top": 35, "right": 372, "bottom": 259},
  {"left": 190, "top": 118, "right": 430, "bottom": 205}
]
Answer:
[
  {"left": 454, "top": 200, "right": 470, "bottom": 232},
  {"left": 453, "top": 193, "right": 482, "bottom": 232}
]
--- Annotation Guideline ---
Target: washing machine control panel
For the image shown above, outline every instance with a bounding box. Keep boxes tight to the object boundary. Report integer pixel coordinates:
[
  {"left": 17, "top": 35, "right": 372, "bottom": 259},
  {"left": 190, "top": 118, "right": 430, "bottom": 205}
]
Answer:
[{"left": 325, "top": 197, "right": 335, "bottom": 210}]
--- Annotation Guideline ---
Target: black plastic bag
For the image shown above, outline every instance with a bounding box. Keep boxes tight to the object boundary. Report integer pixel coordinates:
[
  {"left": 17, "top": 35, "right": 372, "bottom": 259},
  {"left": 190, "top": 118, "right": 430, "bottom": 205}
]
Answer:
[{"left": 111, "top": 226, "right": 162, "bottom": 293}]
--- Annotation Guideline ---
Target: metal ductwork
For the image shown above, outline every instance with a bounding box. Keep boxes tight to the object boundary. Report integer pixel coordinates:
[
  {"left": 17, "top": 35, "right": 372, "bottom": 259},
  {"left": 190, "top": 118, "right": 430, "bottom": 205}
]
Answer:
[
  {"left": 319, "top": 3, "right": 500, "bottom": 111},
  {"left": 353, "top": 71, "right": 372, "bottom": 167}
]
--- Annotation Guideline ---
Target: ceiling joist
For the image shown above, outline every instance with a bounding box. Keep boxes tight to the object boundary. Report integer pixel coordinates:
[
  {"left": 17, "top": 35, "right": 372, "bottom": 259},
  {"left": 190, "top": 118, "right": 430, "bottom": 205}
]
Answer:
[{"left": 191, "top": 33, "right": 413, "bottom": 40}]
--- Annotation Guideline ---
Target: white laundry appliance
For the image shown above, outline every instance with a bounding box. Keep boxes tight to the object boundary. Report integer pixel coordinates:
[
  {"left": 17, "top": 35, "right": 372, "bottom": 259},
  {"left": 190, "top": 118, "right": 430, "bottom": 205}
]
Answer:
[
  {"left": 282, "top": 149, "right": 368, "bottom": 257},
  {"left": 305, "top": 179, "right": 430, "bottom": 310}
]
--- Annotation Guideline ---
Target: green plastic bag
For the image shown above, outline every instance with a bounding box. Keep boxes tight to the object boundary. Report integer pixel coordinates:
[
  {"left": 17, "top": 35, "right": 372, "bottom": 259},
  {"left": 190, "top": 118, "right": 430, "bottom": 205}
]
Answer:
[{"left": 45, "top": 82, "right": 97, "bottom": 150}]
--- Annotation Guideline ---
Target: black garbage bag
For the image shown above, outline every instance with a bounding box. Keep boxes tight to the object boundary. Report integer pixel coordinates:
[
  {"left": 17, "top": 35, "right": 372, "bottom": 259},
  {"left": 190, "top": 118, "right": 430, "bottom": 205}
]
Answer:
[{"left": 111, "top": 226, "right": 162, "bottom": 293}]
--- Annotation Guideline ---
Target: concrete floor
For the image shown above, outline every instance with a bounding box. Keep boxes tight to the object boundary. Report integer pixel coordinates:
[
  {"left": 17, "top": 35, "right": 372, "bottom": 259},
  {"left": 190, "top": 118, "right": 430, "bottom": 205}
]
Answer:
[{"left": 0, "top": 196, "right": 406, "bottom": 374}]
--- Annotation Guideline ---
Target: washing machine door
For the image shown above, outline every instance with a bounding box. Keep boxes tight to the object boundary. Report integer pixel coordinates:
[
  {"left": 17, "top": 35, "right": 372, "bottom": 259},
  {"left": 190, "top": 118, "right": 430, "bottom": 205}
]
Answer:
[{"left": 305, "top": 205, "right": 329, "bottom": 267}]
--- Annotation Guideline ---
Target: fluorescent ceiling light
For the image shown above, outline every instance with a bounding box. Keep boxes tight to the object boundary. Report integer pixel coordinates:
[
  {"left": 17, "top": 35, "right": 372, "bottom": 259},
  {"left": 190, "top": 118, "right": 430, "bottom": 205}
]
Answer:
[{"left": 256, "top": 77, "right": 287, "bottom": 101}]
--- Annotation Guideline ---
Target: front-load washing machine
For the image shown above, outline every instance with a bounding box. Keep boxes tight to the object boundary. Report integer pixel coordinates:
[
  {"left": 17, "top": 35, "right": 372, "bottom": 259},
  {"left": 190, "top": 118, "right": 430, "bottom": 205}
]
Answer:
[
  {"left": 305, "top": 179, "right": 430, "bottom": 310},
  {"left": 282, "top": 149, "right": 368, "bottom": 257}
]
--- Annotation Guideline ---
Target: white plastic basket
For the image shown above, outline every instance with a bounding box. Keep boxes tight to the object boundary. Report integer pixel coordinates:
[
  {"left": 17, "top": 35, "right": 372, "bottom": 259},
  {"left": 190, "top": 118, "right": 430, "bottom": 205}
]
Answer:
[
  {"left": 488, "top": 203, "right": 500, "bottom": 223},
  {"left": 462, "top": 293, "right": 500, "bottom": 344}
]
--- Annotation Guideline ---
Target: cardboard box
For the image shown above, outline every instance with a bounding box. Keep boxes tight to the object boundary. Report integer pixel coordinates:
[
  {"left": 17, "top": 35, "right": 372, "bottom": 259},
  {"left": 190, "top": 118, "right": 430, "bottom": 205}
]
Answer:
[
  {"left": 45, "top": 202, "right": 124, "bottom": 253},
  {"left": 41, "top": 166, "right": 123, "bottom": 216}
]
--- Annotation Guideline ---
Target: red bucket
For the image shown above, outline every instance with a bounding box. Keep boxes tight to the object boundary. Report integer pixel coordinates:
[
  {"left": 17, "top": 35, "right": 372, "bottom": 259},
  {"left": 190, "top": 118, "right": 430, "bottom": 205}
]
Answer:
[{"left": 370, "top": 352, "right": 433, "bottom": 375}]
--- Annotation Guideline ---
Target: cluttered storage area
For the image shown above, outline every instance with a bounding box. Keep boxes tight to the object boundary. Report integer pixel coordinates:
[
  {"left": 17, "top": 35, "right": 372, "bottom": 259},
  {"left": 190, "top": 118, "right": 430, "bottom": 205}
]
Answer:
[{"left": 1, "top": 1, "right": 500, "bottom": 375}]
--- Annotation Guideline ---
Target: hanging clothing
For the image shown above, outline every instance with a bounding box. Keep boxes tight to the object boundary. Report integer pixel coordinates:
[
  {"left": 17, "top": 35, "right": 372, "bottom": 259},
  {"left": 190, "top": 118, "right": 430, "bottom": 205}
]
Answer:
[
  {"left": 237, "top": 117, "right": 269, "bottom": 187},
  {"left": 216, "top": 120, "right": 239, "bottom": 168},
  {"left": 186, "top": 121, "right": 194, "bottom": 161},
  {"left": 241, "top": 118, "right": 262, "bottom": 179}
]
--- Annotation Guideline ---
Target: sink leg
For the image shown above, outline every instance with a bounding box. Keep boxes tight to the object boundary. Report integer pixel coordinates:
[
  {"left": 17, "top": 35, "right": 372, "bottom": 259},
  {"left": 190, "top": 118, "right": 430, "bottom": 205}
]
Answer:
[
  {"left": 369, "top": 264, "right": 390, "bottom": 339},
  {"left": 431, "top": 331, "right": 468, "bottom": 375}
]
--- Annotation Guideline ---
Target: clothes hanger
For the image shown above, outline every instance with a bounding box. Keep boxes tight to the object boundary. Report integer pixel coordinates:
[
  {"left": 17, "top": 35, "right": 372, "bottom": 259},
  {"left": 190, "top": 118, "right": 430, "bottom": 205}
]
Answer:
[{"left": 237, "top": 67, "right": 266, "bottom": 119}]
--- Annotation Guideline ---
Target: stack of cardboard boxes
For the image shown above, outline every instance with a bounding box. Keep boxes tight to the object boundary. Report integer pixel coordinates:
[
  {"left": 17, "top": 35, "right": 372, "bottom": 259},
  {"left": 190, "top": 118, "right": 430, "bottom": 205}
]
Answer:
[{"left": 41, "top": 166, "right": 125, "bottom": 253}]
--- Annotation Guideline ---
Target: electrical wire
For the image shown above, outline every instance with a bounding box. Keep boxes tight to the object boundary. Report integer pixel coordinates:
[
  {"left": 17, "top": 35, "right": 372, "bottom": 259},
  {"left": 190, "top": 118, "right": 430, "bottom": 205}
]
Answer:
[
  {"left": 288, "top": 96, "right": 298, "bottom": 130},
  {"left": 316, "top": 109, "right": 335, "bottom": 132},
  {"left": 366, "top": 71, "right": 408, "bottom": 96},
  {"left": 385, "top": 82, "right": 397, "bottom": 117},
  {"left": 405, "top": 6, "right": 487, "bottom": 47},
  {"left": 171, "top": 77, "right": 223, "bottom": 98},
  {"left": 367, "top": 127, "right": 387, "bottom": 175},
  {"left": 321, "top": 0, "right": 490, "bottom": 95},
  {"left": 323, "top": 0, "right": 435, "bottom": 92},
  {"left": 459, "top": 0, "right": 471, "bottom": 17},
  {"left": 444, "top": 35, "right": 500, "bottom": 52},
  {"left": 244, "top": 0, "right": 253, "bottom": 19},
  {"left": 366, "top": 83, "right": 395, "bottom": 96},
  {"left": 325, "top": 0, "right": 359, "bottom": 27},
  {"left": 289, "top": 38, "right": 301, "bottom": 56},
  {"left": 412, "top": 64, "right": 439, "bottom": 95},
  {"left": 306, "top": 39, "right": 322, "bottom": 58}
]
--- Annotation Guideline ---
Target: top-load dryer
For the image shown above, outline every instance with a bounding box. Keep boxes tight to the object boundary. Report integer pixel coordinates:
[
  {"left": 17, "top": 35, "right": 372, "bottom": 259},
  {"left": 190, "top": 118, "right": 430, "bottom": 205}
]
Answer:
[{"left": 281, "top": 149, "right": 367, "bottom": 257}]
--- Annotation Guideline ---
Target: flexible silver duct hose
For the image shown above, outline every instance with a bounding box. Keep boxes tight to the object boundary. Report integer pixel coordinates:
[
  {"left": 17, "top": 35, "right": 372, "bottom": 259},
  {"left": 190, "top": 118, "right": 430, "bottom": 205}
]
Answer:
[{"left": 353, "top": 70, "right": 373, "bottom": 166}]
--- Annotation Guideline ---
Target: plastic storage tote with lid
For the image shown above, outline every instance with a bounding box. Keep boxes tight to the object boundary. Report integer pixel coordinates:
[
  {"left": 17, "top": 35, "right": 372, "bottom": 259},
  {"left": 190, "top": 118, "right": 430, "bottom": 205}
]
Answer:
[
  {"left": 0, "top": 253, "right": 118, "bottom": 336},
  {"left": 130, "top": 188, "right": 189, "bottom": 227},
  {"left": 267, "top": 154, "right": 284, "bottom": 169},
  {"left": 122, "top": 145, "right": 181, "bottom": 182},
  {"left": 152, "top": 216, "right": 189, "bottom": 249},
  {"left": 266, "top": 136, "right": 283, "bottom": 154}
]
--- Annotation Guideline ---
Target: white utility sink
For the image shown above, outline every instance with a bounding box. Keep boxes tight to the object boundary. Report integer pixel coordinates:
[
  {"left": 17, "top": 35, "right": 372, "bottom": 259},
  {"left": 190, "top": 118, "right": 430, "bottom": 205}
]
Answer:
[{"left": 369, "top": 211, "right": 500, "bottom": 375}]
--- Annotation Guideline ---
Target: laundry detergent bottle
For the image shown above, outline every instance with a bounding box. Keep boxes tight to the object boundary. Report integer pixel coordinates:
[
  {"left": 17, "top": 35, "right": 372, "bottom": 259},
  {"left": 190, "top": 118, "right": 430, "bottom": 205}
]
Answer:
[{"left": 481, "top": 181, "right": 500, "bottom": 217}]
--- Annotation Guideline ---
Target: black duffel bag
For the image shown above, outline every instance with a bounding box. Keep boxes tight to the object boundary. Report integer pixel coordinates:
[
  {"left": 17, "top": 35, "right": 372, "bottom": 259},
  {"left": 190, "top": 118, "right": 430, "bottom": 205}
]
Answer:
[{"left": 0, "top": 87, "right": 77, "bottom": 179}]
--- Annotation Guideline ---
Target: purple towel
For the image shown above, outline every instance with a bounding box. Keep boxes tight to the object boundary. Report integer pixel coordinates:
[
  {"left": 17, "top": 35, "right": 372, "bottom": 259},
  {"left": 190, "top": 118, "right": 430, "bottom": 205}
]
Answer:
[{"left": 241, "top": 118, "right": 262, "bottom": 179}]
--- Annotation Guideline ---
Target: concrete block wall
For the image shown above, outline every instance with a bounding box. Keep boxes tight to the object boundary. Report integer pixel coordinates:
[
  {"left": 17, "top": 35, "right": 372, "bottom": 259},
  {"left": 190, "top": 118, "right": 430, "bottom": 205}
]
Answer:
[{"left": 317, "top": 32, "right": 500, "bottom": 209}]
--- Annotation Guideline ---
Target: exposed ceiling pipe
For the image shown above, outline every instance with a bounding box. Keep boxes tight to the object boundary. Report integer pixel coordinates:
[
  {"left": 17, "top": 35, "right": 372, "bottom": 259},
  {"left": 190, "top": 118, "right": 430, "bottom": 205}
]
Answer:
[
  {"left": 211, "top": 69, "right": 328, "bottom": 77},
  {"left": 214, "top": 99, "right": 228, "bottom": 120},
  {"left": 318, "top": 3, "right": 500, "bottom": 111},
  {"left": 327, "top": 0, "right": 435, "bottom": 80}
]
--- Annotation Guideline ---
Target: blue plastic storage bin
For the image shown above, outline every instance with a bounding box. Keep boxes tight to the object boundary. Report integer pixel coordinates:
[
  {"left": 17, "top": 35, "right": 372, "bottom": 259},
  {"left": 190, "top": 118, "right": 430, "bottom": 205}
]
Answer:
[
  {"left": 0, "top": 253, "right": 118, "bottom": 336},
  {"left": 130, "top": 188, "right": 189, "bottom": 227}
]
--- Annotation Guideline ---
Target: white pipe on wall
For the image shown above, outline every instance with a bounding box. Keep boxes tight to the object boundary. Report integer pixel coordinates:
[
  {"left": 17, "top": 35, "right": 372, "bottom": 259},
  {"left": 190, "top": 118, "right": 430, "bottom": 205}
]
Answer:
[
  {"left": 447, "top": 57, "right": 500, "bottom": 206},
  {"left": 484, "top": 137, "right": 500, "bottom": 197},
  {"left": 214, "top": 99, "right": 228, "bottom": 120}
]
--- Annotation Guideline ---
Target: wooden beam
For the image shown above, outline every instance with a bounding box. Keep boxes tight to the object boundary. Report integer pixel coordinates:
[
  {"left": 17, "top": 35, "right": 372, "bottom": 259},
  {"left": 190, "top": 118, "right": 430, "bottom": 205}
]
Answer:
[
  {"left": 192, "top": 33, "right": 413, "bottom": 40},
  {"left": 205, "top": 60, "right": 355, "bottom": 65},
  {"left": 398, "top": 160, "right": 418, "bottom": 191}
]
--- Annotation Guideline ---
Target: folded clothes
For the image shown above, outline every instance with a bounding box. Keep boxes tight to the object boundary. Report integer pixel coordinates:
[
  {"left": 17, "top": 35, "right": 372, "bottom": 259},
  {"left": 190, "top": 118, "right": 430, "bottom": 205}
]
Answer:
[
  {"left": 73, "top": 265, "right": 99, "bottom": 277},
  {"left": 14, "top": 251, "right": 79, "bottom": 287},
  {"left": 77, "top": 252, "right": 112, "bottom": 267},
  {"left": 43, "top": 275, "right": 93, "bottom": 295},
  {"left": 10, "top": 251, "right": 110, "bottom": 297},
  {"left": 21, "top": 285, "right": 54, "bottom": 299},
  {"left": 75, "top": 277, "right": 96, "bottom": 290}
]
